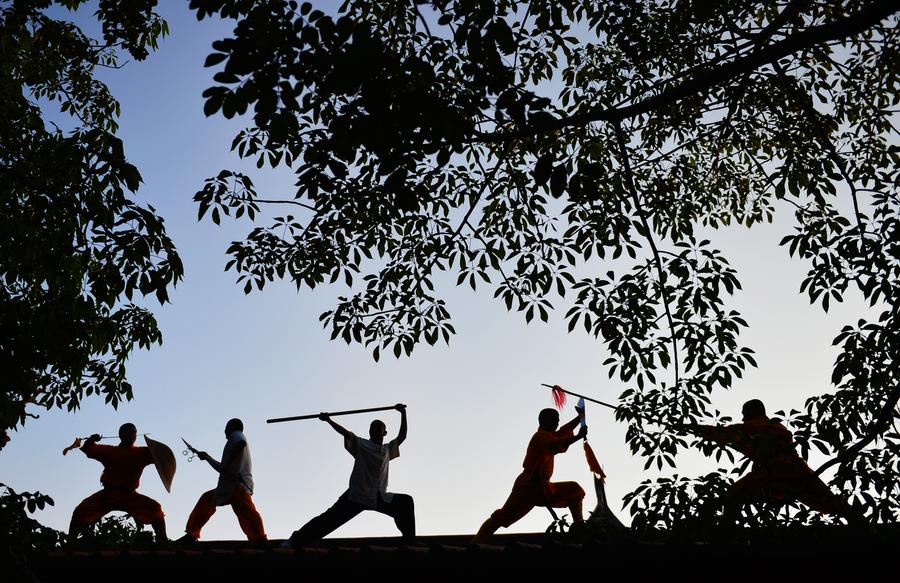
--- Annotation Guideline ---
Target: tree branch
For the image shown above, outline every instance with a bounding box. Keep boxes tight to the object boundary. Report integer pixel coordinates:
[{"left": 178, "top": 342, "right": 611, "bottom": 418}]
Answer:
[
  {"left": 475, "top": 3, "right": 898, "bottom": 143},
  {"left": 250, "top": 197, "right": 317, "bottom": 212},
  {"left": 816, "top": 383, "right": 900, "bottom": 476},
  {"left": 613, "top": 121, "right": 680, "bottom": 390}
]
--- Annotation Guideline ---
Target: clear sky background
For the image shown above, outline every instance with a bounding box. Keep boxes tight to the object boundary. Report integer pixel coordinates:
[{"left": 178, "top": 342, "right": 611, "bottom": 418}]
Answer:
[{"left": 0, "top": 1, "right": 876, "bottom": 540}]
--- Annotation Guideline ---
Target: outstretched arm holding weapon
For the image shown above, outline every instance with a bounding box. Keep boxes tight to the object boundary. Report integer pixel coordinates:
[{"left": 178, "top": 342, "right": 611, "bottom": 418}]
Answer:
[{"left": 182, "top": 438, "right": 249, "bottom": 490}]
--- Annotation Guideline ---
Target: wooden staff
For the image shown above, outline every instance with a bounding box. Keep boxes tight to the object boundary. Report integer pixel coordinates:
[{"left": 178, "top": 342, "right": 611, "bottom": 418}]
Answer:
[{"left": 267, "top": 405, "right": 400, "bottom": 424}]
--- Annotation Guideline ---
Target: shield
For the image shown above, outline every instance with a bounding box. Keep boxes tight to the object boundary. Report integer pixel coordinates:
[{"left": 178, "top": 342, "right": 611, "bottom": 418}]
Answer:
[{"left": 145, "top": 435, "right": 176, "bottom": 493}]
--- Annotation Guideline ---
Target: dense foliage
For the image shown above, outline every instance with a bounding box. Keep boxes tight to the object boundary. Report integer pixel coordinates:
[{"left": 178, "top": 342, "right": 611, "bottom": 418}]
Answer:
[
  {"left": 191, "top": 1, "right": 897, "bottom": 525},
  {"left": 0, "top": 1, "right": 182, "bottom": 431}
]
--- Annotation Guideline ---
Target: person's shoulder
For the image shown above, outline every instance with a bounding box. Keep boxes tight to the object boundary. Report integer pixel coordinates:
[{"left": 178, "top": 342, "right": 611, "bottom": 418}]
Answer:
[
  {"left": 529, "top": 428, "right": 553, "bottom": 443},
  {"left": 745, "top": 417, "right": 791, "bottom": 435},
  {"left": 764, "top": 418, "right": 792, "bottom": 434},
  {"left": 355, "top": 436, "right": 376, "bottom": 449},
  {"left": 81, "top": 442, "right": 103, "bottom": 457},
  {"left": 85, "top": 442, "right": 113, "bottom": 451},
  {"left": 132, "top": 445, "right": 155, "bottom": 458}
]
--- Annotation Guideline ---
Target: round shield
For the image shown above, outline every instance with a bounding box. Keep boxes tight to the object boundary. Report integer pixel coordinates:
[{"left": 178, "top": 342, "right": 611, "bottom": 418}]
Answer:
[{"left": 145, "top": 435, "right": 176, "bottom": 492}]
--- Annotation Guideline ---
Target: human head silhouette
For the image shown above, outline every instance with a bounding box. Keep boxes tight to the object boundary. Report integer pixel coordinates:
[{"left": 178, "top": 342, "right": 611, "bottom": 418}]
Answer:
[
  {"left": 741, "top": 399, "right": 766, "bottom": 422},
  {"left": 225, "top": 418, "right": 243, "bottom": 437},
  {"left": 369, "top": 419, "right": 387, "bottom": 444},
  {"left": 538, "top": 408, "right": 560, "bottom": 431},
  {"left": 119, "top": 423, "right": 137, "bottom": 446}
]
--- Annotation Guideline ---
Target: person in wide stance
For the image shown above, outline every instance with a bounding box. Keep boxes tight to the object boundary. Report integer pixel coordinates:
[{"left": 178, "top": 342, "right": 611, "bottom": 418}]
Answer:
[
  {"left": 473, "top": 407, "right": 588, "bottom": 543},
  {"left": 286, "top": 404, "right": 414, "bottom": 547},
  {"left": 179, "top": 418, "right": 266, "bottom": 543},
  {"left": 69, "top": 423, "right": 167, "bottom": 543},
  {"left": 681, "top": 399, "right": 863, "bottom": 525}
]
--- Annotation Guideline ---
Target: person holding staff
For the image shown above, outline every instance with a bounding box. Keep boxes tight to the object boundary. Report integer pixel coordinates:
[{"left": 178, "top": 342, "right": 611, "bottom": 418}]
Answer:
[{"left": 285, "top": 404, "right": 415, "bottom": 547}]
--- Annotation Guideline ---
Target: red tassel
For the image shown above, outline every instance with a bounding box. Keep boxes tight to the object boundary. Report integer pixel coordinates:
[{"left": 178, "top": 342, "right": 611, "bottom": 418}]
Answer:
[
  {"left": 62, "top": 437, "right": 82, "bottom": 456},
  {"left": 584, "top": 441, "right": 606, "bottom": 481},
  {"left": 551, "top": 385, "right": 567, "bottom": 410}
]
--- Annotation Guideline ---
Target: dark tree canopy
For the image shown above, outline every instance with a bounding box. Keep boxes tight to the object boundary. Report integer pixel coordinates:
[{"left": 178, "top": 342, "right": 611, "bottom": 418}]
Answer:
[
  {"left": 0, "top": 1, "right": 182, "bottom": 431},
  {"left": 192, "top": 0, "right": 899, "bottom": 525}
]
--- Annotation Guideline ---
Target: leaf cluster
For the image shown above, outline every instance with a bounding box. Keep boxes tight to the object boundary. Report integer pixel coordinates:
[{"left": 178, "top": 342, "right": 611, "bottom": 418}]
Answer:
[{"left": 0, "top": 1, "right": 182, "bottom": 430}]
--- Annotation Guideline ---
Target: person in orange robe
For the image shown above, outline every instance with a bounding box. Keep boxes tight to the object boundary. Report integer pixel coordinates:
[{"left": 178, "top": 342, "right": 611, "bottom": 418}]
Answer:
[
  {"left": 473, "top": 407, "right": 588, "bottom": 542},
  {"left": 69, "top": 423, "right": 167, "bottom": 542},
  {"left": 683, "top": 399, "right": 862, "bottom": 525}
]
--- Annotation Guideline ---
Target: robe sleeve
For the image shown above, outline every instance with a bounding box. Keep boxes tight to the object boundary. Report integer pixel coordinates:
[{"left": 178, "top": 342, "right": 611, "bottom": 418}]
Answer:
[{"left": 81, "top": 441, "right": 110, "bottom": 462}]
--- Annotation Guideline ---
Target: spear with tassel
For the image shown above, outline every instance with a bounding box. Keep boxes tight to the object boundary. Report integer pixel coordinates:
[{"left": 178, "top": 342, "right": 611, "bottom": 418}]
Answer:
[
  {"left": 540, "top": 383, "right": 675, "bottom": 428},
  {"left": 544, "top": 384, "right": 626, "bottom": 529}
]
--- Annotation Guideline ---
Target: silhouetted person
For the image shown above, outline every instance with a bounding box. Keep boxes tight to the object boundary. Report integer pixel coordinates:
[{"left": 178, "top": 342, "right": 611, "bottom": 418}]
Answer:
[
  {"left": 69, "top": 423, "right": 167, "bottom": 543},
  {"left": 682, "top": 399, "right": 863, "bottom": 526},
  {"left": 286, "top": 404, "right": 414, "bottom": 547},
  {"left": 473, "top": 407, "right": 587, "bottom": 543},
  {"left": 179, "top": 418, "right": 267, "bottom": 543}
]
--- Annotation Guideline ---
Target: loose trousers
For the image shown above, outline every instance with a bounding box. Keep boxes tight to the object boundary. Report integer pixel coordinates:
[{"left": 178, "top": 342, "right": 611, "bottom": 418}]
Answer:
[
  {"left": 289, "top": 492, "right": 415, "bottom": 546},
  {"left": 185, "top": 486, "right": 266, "bottom": 541}
]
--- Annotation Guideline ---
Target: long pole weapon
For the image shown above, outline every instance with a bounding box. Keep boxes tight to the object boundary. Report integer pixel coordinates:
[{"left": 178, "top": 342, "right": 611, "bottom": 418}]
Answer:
[
  {"left": 540, "top": 383, "right": 619, "bottom": 412},
  {"left": 540, "top": 383, "right": 677, "bottom": 428},
  {"left": 267, "top": 405, "right": 400, "bottom": 424}
]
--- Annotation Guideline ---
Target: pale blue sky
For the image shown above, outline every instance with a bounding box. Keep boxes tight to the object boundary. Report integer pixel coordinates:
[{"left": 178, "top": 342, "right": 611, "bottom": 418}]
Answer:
[{"left": 0, "top": 1, "right": 875, "bottom": 540}]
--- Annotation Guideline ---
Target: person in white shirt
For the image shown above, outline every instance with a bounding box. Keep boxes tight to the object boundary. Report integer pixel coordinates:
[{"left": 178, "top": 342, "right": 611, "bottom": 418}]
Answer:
[
  {"left": 179, "top": 418, "right": 267, "bottom": 543},
  {"left": 287, "top": 404, "right": 414, "bottom": 546}
]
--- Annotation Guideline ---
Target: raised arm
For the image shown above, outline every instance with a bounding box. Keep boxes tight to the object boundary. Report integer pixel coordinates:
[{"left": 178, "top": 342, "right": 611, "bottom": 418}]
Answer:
[
  {"left": 80, "top": 434, "right": 105, "bottom": 460},
  {"left": 679, "top": 423, "right": 743, "bottom": 445},
  {"left": 560, "top": 415, "right": 582, "bottom": 434},
  {"left": 566, "top": 424, "right": 588, "bottom": 447},
  {"left": 395, "top": 403, "right": 408, "bottom": 445},
  {"left": 320, "top": 413, "right": 353, "bottom": 439}
]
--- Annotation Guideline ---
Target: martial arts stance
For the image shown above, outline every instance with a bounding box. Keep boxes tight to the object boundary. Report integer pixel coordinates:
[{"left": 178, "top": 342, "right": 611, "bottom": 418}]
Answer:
[
  {"left": 179, "top": 418, "right": 267, "bottom": 543},
  {"left": 473, "top": 407, "right": 587, "bottom": 543},
  {"left": 286, "top": 404, "right": 414, "bottom": 546},
  {"left": 69, "top": 423, "right": 167, "bottom": 542},
  {"left": 682, "top": 399, "right": 863, "bottom": 525}
]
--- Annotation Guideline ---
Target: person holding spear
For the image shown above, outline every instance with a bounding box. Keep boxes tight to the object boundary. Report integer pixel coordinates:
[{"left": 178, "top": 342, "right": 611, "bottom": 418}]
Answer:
[
  {"left": 67, "top": 423, "right": 168, "bottom": 544},
  {"left": 178, "top": 418, "right": 267, "bottom": 544},
  {"left": 472, "top": 397, "right": 588, "bottom": 543},
  {"left": 283, "top": 403, "right": 415, "bottom": 547}
]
